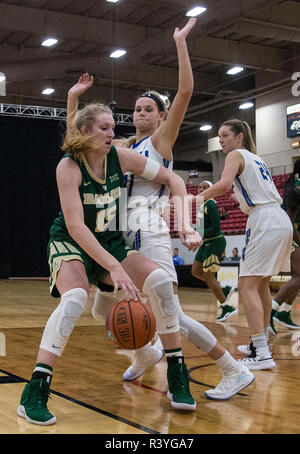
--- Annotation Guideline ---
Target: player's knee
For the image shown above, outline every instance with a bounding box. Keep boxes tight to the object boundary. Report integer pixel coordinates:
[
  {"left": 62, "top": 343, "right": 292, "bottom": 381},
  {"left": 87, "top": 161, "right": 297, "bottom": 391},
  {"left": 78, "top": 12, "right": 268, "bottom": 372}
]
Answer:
[
  {"left": 191, "top": 262, "right": 203, "bottom": 279},
  {"left": 92, "top": 288, "right": 125, "bottom": 321},
  {"left": 57, "top": 288, "right": 88, "bottom": 338},
  {"left": 142, "top": 268, "right": 179, "bottom": 334}
]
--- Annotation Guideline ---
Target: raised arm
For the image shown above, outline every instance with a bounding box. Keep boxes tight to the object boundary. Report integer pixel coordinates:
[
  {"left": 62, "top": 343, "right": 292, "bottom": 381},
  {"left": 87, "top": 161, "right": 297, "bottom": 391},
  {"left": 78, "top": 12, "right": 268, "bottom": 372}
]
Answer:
[
  {"left": 151, "top": 18, "right": 197, "bottom": 158},
  {"left": 67, "top": 73, "right": 94, "bottom": 129}
]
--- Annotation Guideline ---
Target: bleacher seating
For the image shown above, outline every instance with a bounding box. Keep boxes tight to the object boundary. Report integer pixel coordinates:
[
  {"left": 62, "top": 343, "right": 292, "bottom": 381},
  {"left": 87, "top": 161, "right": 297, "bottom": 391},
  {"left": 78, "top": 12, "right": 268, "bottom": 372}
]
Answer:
[{"left": 169, "top": 173, "right": 290, "bottom": 237}]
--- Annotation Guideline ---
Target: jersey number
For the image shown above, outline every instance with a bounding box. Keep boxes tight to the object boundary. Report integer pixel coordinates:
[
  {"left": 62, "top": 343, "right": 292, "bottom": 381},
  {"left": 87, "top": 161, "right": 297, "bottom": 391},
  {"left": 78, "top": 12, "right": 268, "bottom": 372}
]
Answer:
[
  {"left": 95, "top": 204, "right": 117, "bottom": 232},
  {"left": 255, "top": 160, "right": 272, "bottom": 182}
]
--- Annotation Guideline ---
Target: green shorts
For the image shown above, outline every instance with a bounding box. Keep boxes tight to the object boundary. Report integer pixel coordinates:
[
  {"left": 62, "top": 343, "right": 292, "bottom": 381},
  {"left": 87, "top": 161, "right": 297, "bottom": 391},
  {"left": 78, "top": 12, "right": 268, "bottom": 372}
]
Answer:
[
  {"left": 47, "top": 232, "right": 138, "bottom": 298},
  {"left": 194, "top": 235, "right": 226, "bottom": 272}
]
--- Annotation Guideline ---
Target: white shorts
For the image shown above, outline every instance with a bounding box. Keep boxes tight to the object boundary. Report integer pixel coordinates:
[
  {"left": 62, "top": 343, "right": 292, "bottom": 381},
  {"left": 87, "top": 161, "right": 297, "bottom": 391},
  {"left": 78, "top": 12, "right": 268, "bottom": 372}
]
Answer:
[
  {"left": 123, "top": 229, "right": 178, "bottom": 283},
  {"left": 239, "top": 204, "right": 293, "bottom": 277}
]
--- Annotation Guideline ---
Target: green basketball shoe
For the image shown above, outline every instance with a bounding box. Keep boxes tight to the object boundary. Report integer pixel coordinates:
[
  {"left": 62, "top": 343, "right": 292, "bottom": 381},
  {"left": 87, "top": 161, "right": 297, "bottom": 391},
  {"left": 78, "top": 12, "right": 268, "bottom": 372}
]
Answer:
[
  {"left": 269, "top": 309, "right": 277, "bottom": 335},
  {"left": 17, "top": 378, "right": 56, "bottom": 425},
  {"left": 216, "top": 304, "right": 238, "bottom": 322},
  {"left": 273, "top": 311, "right": 300, "bottom": 330},
  {"left": 167, "top": 361, "right": 196, "bottom": 411},
  {"left": 222, "top": 285, "right": 234, "bottom": 301}
]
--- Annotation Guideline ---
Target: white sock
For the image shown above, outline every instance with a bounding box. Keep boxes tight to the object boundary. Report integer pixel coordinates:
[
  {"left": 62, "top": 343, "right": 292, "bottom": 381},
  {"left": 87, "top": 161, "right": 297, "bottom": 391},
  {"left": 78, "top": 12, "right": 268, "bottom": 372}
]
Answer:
[
  {"left": 215, "top": 350, "right": 238, "bottom": 374},
  {"left": 272, "top": 299, "right": 280, "bottom": 311},
  {"left": 251, "top": 333, "right": 268, "bottom": 349},
  {"left": 279, "top": 303, "right": 291, "bottom": 313},
  {"left": 264, "top": 327, "right": 269, "bottom": 341}
]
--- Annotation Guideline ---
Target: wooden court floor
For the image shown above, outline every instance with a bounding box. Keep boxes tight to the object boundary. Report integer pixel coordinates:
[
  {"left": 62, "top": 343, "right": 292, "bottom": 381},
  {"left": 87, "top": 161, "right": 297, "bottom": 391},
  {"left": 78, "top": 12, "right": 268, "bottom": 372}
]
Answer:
[{"left": 0, "top": 278, "right": 300, "bottom": 435}]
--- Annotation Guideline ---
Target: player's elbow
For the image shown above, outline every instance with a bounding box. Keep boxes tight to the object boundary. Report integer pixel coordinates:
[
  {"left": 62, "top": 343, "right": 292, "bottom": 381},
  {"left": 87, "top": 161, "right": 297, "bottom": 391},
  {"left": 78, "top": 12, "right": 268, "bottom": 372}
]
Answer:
[
  {"left": 220, "top": 179, "right": 233, "bottom": 193},
  {"left": 66, "top": 222, "right": 84, "bottom": 240}
]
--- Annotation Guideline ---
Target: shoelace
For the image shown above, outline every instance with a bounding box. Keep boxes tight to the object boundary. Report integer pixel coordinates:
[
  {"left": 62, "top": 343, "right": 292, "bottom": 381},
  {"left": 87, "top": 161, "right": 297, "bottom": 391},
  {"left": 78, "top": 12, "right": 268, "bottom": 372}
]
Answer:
[
  {"left": 214, "top": 373, "right": 237, "bottom": 391},
  {"left": 28, "top": 379, "right": 51, "bottom": 407},
  {"left": 170, "top": 366, "right": 189, "bottom": 393}
]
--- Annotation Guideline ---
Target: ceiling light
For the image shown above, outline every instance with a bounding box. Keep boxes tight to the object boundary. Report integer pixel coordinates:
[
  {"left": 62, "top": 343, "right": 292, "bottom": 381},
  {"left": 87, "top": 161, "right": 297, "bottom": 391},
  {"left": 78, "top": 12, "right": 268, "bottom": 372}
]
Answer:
[
  {"left": 200, "top": 124, "right": 212, "bottom": 131},
  {"left": 239, "top": 102, "right": 254, "bottom": 110},
  {"left": 42, "top": 38, "right": 58, "bottom": 47},
  {"left": 42, "top": 88, "right": 55, "bottom": 95},
  {"left": 106, "top": 0, "right": 120, "bottom": 2},
  {"left": 227, "top": 66, "right": 244, "bottom": 75},
  {"left": 110, "top": 49, "right": 126, "bottom": 58},
  {"left": 186, "top": 6, "right": 207, "bottom": 17}
]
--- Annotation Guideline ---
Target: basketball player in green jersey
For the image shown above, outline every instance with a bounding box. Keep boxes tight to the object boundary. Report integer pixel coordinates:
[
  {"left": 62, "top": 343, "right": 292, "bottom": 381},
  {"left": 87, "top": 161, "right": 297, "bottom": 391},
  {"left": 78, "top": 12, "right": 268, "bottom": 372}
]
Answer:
[
  {"left": 192, "top": 181, "right": 237, "bottom": 321},
  {"left": 17, "top": 100, "right": 202, "bottom": 425}
]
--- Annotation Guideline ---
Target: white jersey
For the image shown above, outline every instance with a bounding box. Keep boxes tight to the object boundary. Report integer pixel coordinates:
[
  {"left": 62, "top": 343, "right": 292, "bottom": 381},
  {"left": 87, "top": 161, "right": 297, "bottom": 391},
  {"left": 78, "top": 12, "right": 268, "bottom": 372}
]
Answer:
[
  {"left": 123, "top": 136, "right": 172, "bottom": 235},
  {"left": 233, "top": 149, "right": 282, "bottom": 214}
]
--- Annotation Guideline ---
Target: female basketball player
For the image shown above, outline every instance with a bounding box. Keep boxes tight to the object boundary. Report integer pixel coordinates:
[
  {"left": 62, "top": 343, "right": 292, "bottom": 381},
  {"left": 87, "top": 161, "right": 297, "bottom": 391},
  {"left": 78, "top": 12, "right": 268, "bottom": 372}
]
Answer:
[
  {"left": 69, "top": 18, "right": 254, "bottom": 404},
  {"left": 270, "top": 158, "right": 300, "bottom": 331},
  {"left": 198, "top": 119, "right": 293, "bottom": 370},
  {"left": 17, "top": 98, "right": 204, "bottom": 425},
  {"left": 191, "top": 180, "right": 237, "bottom": 321}
]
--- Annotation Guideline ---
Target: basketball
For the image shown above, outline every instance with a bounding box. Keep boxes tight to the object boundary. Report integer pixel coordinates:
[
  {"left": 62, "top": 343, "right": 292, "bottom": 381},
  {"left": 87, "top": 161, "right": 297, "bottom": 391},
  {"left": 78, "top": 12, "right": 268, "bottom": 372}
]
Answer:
[{"left": 106, "top": 300, "right": 156, "bottom": 350}]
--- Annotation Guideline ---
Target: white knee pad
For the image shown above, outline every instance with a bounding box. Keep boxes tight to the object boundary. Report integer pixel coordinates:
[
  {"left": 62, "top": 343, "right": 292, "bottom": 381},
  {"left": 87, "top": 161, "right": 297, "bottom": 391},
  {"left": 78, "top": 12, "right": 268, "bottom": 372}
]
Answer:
[
  {"left": 142, "top": 268, "right": 179, "bottom": 335},
  {"left": 40, "top": 288, "right": 88, "bottom": 357},
  {"left": 92, "top": 288, "right": 126, "bottom": 322},
  {"left": 175, "top": 295, "right": 217, "bottom": 353}
]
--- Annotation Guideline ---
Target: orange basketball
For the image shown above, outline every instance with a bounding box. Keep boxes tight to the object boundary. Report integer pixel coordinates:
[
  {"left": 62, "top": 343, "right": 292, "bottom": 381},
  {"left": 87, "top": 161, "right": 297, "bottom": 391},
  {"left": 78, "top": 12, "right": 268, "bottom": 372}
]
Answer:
[{"left": 106, "top": 300, "right": 156, "bottom": 350}]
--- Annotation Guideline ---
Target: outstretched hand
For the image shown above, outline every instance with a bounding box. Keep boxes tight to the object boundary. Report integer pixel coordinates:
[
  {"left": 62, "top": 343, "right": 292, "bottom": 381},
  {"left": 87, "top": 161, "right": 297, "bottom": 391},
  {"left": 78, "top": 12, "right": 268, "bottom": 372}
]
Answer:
[
  {"left": 109, "top": 264, "right": 141, "bottom": 302},
  {"left": 173, "top": 17, "right": 197, "bottom": 42},
  {"left": 179, "top": 230, "right": 202, "bottom": 252},
  {"left": 68, "top": 73, "right": 94, "bottom": 98}
]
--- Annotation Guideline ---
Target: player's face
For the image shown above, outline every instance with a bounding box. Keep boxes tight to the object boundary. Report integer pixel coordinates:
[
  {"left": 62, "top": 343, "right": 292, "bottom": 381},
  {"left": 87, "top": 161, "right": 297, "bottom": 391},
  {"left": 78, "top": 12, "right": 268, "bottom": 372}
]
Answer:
[
  {"left": 198, "top": 182, "right": 210, "bottom": 193},
  {"left": 218, "top": 126, "right": 242, "bottom": 154},
  {"left": 133, "top": 98, "right": 163, "bottom": 131},
  {"left": 87, "top": 113, "right": 115, "bottom": 152}
]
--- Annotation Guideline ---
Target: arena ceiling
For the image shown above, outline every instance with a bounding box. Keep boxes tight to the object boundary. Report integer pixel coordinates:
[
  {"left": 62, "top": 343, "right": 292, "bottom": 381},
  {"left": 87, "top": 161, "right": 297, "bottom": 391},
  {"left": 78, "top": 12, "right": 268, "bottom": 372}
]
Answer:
[{"left": 0, "top": 0, "right": 300, "bottom": 136}]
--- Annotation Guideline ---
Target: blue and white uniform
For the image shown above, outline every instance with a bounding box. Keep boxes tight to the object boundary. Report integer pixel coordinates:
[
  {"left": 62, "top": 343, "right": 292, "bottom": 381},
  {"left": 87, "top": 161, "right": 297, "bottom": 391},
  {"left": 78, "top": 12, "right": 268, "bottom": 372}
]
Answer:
[
  {"left": 233, "top": 149, "right": 293, "bottom": 276},
  {"left": 123, "top": 136, "right": 178, "bottom": 282}
]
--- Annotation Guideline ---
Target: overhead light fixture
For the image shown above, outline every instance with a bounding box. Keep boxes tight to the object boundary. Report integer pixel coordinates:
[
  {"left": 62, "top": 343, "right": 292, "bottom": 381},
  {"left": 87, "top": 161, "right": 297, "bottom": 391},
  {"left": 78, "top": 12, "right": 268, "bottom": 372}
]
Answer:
[
  {"left": 42, "top": 38, "right": 58, "bottom": 47},
  {"left": 239, "top": 102, "right": 254, "bottom": 110},
  {"left": 110, "top": 49, "right": 126, "bottom": 58},
  {"left": 227, "top": 66, "right": 244, "bottom": 75},
  {"left": 0, "top": 72, "right": 6, "bottom": 96},
  {"left": 42, "top": 88, "right": 55, "bottom": 95},
  {"left": 200, "top": 124, "right": 212, "bottom": 131},
  {"left": 186, "top": 6, "right": 207, "bottom": 17},
  {"left": 106, "top": 0, "right": 120, "bottom": 2}
]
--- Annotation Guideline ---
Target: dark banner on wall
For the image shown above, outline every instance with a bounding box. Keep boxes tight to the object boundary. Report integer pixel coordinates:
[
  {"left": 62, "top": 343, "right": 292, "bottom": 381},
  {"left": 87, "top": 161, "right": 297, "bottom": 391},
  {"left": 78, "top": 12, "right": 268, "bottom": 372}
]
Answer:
[{"left": 287, "top": 103, "right": 300, "bottom": 138}]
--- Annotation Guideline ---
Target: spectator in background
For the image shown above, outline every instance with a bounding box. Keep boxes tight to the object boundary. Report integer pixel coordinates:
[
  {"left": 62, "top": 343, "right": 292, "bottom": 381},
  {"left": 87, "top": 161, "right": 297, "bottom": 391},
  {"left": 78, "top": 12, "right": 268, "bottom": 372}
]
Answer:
[
  {"left": 230, "top": 248, "right": 241, "bottom": 262},
  {"left": 173, "top": 248, "right": 185, "bottom": 266}
]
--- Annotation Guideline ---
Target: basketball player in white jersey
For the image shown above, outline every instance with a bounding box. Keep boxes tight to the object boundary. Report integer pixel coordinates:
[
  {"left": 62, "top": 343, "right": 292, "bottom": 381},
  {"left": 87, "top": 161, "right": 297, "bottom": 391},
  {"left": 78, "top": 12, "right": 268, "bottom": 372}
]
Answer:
[
  {"left": 87, "top": 20, "right": 254, "bottom": 400},
  {"left": 198, "top": 119, "right": 293, "bottom": 370}
]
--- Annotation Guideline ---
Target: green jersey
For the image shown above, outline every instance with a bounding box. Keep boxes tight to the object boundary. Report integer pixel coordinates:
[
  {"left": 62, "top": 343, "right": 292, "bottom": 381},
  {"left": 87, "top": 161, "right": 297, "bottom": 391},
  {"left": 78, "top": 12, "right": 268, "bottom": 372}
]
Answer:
[
  {"left": 196, "top": 199, "right": 223, "bottom": 241},
  {"left": 50, "top": 146, "right": 124, "bottom": 242}
]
